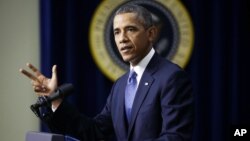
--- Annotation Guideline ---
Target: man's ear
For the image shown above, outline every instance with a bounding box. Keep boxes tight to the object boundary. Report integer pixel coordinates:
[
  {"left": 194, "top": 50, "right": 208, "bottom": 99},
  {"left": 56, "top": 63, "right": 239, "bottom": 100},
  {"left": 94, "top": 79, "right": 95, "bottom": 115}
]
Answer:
[{"left": 147, "top": 26, "right": 157, "bottom": 43}]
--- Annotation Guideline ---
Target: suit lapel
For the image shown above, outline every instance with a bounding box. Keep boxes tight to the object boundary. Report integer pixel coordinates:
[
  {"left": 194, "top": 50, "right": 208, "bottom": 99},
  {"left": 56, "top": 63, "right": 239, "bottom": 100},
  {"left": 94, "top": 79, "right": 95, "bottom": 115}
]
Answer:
[
  {"left": 128, "top": 73, "right": 154, "bottom": 133},
  {"left": 127, "top": 53, "right": 160, "bottom": 137}
]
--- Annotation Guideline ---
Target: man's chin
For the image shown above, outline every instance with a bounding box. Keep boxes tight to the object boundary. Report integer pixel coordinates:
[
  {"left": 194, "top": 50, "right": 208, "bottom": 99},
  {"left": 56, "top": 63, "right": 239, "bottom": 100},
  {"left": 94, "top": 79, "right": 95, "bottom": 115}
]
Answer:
[
  {"left": 122, "top": 58, "right": 130, "bottom": 63},
  {"left": 121, "top": 56, "right": 131, "bottom": 62},
  {"left": 121, "top": 55, "right": 137, "bottom": 64}
]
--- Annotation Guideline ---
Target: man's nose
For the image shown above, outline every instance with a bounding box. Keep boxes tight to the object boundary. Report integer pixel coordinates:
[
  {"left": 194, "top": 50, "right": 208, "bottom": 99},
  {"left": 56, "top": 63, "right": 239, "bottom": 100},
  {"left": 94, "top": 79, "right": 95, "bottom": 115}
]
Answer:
[{"left": 119, "top": 32, "right": 128, "bottom": 43}]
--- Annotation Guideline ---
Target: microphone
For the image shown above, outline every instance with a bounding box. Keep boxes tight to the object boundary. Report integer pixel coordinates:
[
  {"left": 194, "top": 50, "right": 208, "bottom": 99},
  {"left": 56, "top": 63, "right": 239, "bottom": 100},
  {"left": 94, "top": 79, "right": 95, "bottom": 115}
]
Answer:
[{"left": 30, "top": 83, "right": 74, "bottom": 117}]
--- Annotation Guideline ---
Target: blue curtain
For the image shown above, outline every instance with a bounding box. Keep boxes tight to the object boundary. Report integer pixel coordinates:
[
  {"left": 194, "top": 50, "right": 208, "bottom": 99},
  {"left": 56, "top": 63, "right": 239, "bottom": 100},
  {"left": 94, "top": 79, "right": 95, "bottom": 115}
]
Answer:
[
  {"left": 39, "top": 0, "right": 250, "bottom": 141},
  {"left": 39, "top": 0, "right": 113, "bottom": 132}
]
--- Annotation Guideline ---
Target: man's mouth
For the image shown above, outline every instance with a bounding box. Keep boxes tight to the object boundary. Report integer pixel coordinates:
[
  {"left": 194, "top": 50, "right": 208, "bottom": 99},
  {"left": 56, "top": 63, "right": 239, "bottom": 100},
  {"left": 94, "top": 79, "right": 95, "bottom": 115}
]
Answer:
[{"left": 120, "top": 46, "right": 133, "bottom": 53}]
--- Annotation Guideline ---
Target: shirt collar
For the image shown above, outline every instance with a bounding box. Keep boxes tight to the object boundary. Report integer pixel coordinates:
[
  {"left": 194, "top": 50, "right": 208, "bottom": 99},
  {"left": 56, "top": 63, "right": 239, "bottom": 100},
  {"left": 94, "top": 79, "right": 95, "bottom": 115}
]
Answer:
[{"left": 130, "top": 48, "right": 155, "bottom": 82}]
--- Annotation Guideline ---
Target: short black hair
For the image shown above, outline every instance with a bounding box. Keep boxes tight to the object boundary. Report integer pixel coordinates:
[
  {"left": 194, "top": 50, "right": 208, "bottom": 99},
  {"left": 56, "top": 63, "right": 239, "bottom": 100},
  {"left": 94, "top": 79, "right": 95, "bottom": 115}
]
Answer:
[{"left": 115, "top": 4, "right": 153, "bottom": 29}]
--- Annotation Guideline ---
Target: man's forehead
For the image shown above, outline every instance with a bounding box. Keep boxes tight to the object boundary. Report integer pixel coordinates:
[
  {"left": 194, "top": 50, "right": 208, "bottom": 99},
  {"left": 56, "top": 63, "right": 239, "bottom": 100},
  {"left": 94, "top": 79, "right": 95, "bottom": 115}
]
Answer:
[
  {"left": 113, "top": 13, "right": 143, "bottom": 28},
  {"left": 113, "top": 13, "right": 138, "bottom": 21}
]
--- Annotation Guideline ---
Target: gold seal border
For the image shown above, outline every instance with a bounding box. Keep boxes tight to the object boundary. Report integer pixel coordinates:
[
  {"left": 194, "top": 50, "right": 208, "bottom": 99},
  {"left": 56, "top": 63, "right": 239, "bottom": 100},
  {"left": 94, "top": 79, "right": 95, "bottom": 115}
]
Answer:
[{"left": 89, "top": 0, "right": 194, "bottom": 81}]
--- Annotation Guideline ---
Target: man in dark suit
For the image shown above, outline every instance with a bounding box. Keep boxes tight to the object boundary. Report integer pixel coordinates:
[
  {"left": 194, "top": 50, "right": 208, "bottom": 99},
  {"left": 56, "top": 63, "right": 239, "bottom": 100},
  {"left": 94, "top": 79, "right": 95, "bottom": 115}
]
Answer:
[{"left": 20, "top": 4, "right": 193, "bottom": 141}]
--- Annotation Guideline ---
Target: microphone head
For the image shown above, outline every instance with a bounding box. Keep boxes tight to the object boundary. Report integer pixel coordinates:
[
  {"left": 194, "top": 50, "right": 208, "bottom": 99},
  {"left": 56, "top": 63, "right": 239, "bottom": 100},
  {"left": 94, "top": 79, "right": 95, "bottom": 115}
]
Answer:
[
  {"left": 57, "top": 83, "right": 74, "bottom": 97},
  {"left": 49, "top": 83, "right": 74, "bottom": 101}
]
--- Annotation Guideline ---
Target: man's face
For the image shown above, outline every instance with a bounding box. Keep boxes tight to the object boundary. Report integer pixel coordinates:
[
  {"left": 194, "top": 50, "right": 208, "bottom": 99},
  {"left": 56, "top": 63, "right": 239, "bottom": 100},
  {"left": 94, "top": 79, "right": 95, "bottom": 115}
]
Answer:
[{"left": 113, "top": 13, "right": 154, "bottom": 66}]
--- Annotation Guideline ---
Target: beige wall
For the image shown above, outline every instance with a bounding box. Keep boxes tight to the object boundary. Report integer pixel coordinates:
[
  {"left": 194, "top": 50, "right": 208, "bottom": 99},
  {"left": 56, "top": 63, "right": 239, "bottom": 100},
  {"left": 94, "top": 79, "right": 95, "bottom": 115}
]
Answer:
[{"left": 0, "top": 0, "right": 40, "bottom": 140}]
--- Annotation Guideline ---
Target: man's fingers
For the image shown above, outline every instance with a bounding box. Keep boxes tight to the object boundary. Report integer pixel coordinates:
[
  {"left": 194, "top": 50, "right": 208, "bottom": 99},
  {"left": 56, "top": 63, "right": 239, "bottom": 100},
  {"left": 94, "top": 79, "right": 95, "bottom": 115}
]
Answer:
[
  {"left": 20, "top": 68, "right": 40, "bottom": 82},
  {"left": 33, "top": 86, "right": 48, "bottom": 93},
  {"left": 31, "top": 80, "right": 47, "bottom": 90},
  {"left": 27, "top": 63, "right": 42, "bottom": 76},
  {"left": 31, "top": 80, "right": 43, "bottom": 86},
  {"left": 33, "top": 86, "right": 42, "bottom": 91}
]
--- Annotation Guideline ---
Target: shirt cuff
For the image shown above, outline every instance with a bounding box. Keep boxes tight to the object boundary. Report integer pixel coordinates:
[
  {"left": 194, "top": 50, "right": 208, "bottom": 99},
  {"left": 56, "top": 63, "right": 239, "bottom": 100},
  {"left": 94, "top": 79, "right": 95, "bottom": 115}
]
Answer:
[{"left": 51, "top": 104, "right": 58, "bottom": 112}]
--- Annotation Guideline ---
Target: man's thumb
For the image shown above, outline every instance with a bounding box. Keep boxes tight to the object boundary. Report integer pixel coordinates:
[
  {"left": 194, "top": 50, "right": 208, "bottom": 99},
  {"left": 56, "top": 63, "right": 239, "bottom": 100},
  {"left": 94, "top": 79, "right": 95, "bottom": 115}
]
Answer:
[{"left": 52, "top": 65, "right": 57, "bottom": 80}]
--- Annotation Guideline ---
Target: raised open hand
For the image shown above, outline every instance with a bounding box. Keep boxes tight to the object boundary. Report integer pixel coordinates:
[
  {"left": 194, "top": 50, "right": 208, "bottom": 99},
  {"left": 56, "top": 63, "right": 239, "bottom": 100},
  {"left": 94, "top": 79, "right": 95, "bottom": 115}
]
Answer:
[{"left": 19, "top": 63, "right": 58, "bottom": 97}]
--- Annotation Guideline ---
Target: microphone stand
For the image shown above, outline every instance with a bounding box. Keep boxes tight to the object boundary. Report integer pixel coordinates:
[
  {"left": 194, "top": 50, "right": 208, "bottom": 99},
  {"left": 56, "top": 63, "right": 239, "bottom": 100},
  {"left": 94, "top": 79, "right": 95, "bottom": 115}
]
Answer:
[{"left": 30, "top": 96, "right": 53, "bottom": 122}]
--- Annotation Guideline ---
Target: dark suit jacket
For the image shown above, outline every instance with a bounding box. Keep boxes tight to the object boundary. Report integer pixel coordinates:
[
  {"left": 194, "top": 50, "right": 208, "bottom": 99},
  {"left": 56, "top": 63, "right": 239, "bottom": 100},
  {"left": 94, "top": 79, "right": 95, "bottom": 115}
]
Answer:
[{"left": 47, "top": 53, "right": 194, "bottom": 141}]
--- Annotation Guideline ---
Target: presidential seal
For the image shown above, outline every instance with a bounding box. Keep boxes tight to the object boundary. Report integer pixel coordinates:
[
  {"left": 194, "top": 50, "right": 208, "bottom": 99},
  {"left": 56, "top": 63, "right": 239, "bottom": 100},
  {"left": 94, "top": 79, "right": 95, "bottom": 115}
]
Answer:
[{"left": 89, "top": 0, "right": 194, "bottom": 81}]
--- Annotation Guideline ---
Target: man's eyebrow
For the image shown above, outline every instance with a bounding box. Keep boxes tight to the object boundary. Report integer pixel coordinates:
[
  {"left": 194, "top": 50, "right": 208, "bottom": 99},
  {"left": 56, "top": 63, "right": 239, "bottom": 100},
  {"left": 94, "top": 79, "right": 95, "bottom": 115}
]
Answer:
[
  {"left": 113, "top": 28, "right": 119, "bottom": 31},
  {"left": 113, "top": 25, "right": 138, "bottom": 31},
  {"left": 125, "top": 25, "right": 137, "bottom": 29}
]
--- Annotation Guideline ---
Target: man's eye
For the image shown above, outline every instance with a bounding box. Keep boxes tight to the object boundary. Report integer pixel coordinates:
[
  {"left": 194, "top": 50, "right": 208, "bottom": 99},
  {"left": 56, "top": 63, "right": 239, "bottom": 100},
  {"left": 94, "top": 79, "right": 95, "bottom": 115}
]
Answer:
[
  {"left": 128, "top": 28, "right": 135, "bottom": 32},
  {"left": 114, "top": 31, "right": 119, "bottom": 35}
]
